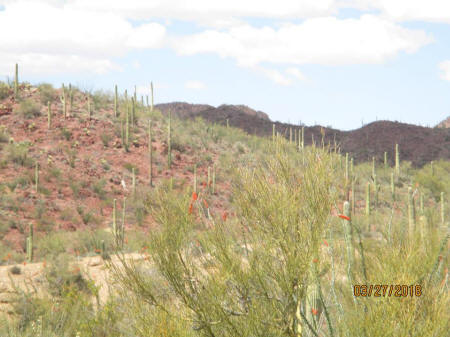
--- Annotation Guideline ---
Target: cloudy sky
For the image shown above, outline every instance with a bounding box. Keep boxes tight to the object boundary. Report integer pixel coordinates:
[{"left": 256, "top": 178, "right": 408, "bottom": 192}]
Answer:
[{"left": 1, "top": 0, "right": 450, "bottom": 130}]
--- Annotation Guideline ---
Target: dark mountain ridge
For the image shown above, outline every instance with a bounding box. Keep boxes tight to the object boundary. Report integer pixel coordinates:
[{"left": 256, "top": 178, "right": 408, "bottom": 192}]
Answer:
[{"left": 156, "top": 102, "right": 450, "bottom": 167}]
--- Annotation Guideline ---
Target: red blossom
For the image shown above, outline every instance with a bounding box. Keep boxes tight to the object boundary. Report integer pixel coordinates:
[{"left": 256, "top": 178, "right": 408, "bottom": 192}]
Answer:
[
  {"left": 311, "top": 308, "right": 318, "bottom": 315},
  {"left": 313, "top": 258, "right": 318, "bottom": 263},
  {"left": 188, "top": 203, "right": 193, "bottom": 214},
  {"left": 338, "top": 214, "right": 351, "bottom": 221},
  {"left": 203, "top": 200, "right": 209, "bottom": 208},
  {"left": 323, "top": 240, "right": 329, "bottom": 247},
  {"left": 222, "top": 212, "right": 228, "bottom": 221},
  {"left": 192, "top": 192, "right": 198, "bottom": 201}
]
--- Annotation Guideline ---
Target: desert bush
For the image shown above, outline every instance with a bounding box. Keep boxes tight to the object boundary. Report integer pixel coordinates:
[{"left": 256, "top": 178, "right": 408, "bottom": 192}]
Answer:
[
  {"left": 0, "top": 82, "right": 10, "bottom": 99},
  {"left": 91, "top": 89, "right": 112, "bottom": 110},
  {"left": 16, "top": 99, "right": 41, "bottom": 118},
  {"left": 3, "top": 142, "right": 33, "bottom": 167},
  {"left": 37, "top": 83, "right": 56, "bottom": 104},
  {"left": 100, "top": 132, "right": 112, "bottom": 147},
  {"left": 92, "top": 178, "right": 107, "bottom": 200}
]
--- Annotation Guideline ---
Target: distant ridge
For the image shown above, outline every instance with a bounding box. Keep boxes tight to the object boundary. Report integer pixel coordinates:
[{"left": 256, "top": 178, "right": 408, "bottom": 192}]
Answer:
[{"left": 156, "top": 102, "right": 450, "bottom": 167}]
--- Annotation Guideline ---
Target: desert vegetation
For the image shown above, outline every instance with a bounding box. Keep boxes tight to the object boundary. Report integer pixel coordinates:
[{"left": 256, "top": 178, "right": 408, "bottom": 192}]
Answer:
[{"left": 0, "top": 65, "right": 448, "bottom": 336}]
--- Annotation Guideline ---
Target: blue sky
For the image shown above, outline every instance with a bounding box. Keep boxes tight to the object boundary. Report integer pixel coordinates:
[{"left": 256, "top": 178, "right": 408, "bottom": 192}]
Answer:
[{"left": 1, "top": 1, "right": 450, "bottom": 130}]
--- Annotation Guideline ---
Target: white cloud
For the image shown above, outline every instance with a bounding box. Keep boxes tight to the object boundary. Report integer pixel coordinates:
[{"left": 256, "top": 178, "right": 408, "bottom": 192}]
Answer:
[
  {"left": 0, "top": 1, "right": 166, "bottom": 75},
  {"left": 254, "top": 67, "right": 293, "bottom": 86},
  {"left": 68, "top": 0, "right": 337, "bottom": 26},
  {"left": 185, "top": 80, "right": 206, "bottom": 90},
  {"left": 438, "top": 60, "right": 450, "bottom": 81},
  {"left": 285, "top": 68, "right": 307, "bottom": 81},
  {"left": 173, "top": 15, "right": 432, "bottom": 67},
  {"left": 343, "top": 0, "right": 450, "bottom": 23},
  {"left": 135, "top": 83, "right": 169, "bottom": 96},
  {"left": 0, "top": 52, "right": 119, "bottom": 75}
]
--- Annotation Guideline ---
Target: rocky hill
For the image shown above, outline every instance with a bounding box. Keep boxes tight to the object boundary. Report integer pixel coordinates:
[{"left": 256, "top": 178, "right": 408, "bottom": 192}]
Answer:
[{"left": 155, "top": 102, "right": 450, "bottom": 167}]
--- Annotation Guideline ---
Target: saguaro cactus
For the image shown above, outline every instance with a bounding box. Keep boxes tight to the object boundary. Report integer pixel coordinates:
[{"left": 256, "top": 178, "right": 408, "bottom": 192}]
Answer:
[
  {"left": 305, "top": 262, "right": 321, "bottom": 335},
  {"left": 431, "top": 161, "right": 434, "bottom": 176},
  {"left": 27, "top": 223, "right": 33, "bottom": 262},
  {"left": 60, "top": 84, "right": 67, "bottom": 118},
  {"left": 125, "top": 104, "right": 129, "bottom": 152},
  {"left": 365, "top": 182, "right": 371, "bottom": 216},
  {"left": 384, "top": 151, "right": 387, "bottom": 169},
  {"left": 167, "top": 110, "right": 172, "bottom": 169},
  {"left": 131, "top": 97, "right": 135, "bottom": 127},
  {"left": 212, "top": 164, "right": 216, "bottom": 194},
  {"left": 47, "top": 102, "right": 51, "bottom": 129},
  {"left": 351, "top": 178, "right": 355, "bottom": 213},
  {"left": 114, "top": 84, "right": 118, "bottom": 117},
  {"left": 148, "top": 120, "right": 153, "bottom": 186},
  {"left": 150, "top": 82, "right": 154, "bottom": 112},
  {"left": 342, "top": 201, "right": 354, "bottom": 285},
  {"left": 112, "top": 199, "right": 117, "bottom": 240},
  {"left": 373, "top": 173, "right": 378, "bottom": 208},
  {"left": 350, "top": 157, "right": 354, "bottom": 179},
  {"left": 14, "top": 63, "right": 19, "bottom": 98},
  {"left": 121, "top": 198, "right": 126, "bottom": 248},
  {"left": 395, "top": 143, "right": 400, "bottom": 176},
  {"left": 408, "top": 187, "right": 415, "bottom": 234},
  {"left": 272, "top": 124, "right": 275, "bottom": 143},
  {"left": 441, "top": 192, "right": 445, "bottom": 225},
  {"left": 301, "top": 127, "right": 305, "bottom": 150}
]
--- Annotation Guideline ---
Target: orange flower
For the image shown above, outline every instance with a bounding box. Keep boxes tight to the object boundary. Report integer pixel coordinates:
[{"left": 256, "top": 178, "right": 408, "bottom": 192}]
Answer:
[
  {"left": 323, "top": 240, "right": 329, "bottom": 247},
  {"left": 192, "top": 192, "right": 198, "bottom": 201},
  {"left": 23, "top": 261, "right": 26, "bottom": 266},
  {"left": 203, "top": 200, "right": 209, "bottom": 208},
  {"left": 338, "top": 214, "right": 351, "bottom": 221},
  {"left": 313, "top": 258, "right": 318, "bottom": 263},
  {"left": 94, "top": 249, "right": 101, "bottom": 253},
  {"left": 222, "top": 212, "right": 228, "bottom": 221},
  {"left": 311, "top": 308, "right": 318, "bottom": 315},
  {"left": 438, "top": 255, "right": 443, "bottom": 261},
  {"left": 188, "top": 203, "right": 193, "bottom": 214}
]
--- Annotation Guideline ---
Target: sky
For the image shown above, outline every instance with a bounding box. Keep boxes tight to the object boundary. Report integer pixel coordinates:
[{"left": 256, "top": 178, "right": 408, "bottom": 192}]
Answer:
[{"left": 1, "top": 1, "right": 450, "bottom": 130}]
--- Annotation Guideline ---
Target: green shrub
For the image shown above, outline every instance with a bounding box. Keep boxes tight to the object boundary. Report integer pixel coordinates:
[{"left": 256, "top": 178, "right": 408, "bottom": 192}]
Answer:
[
  {"left": 0, "top": 82, "right": 10, "bottom": 100},
  {"left": 100, "top": 132, "right": 112, "bottom": 147},
  {"left": 17, "top": 99, "right": 41, "bottom": 118},
  {"left": 92, "top": 178, "right": 107, "bottom": 200},
  {"left": 3, "top": 142, "right": 32, "bottom": 167},
  {"left": 37, "top": 83, "right": 56, "bottom": 104}
]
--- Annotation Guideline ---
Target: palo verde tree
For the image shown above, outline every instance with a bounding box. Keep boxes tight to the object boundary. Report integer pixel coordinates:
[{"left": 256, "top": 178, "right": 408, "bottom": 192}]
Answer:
[{"left": 112, "top": 144, "right": 337, "bottom": 337}]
